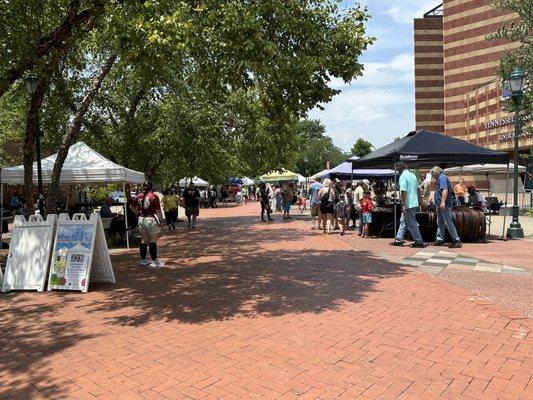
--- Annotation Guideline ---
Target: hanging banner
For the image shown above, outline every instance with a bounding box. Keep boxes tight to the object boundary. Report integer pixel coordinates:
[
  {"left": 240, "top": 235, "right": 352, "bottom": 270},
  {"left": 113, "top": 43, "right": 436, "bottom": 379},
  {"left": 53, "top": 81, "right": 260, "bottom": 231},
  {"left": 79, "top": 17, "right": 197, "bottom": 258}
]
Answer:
[
  {"left": 48, "top": 213, "right": 114, "bottom": 293},
  {"left": 1, "top": 214, "right": 57, "bottom": 292}
]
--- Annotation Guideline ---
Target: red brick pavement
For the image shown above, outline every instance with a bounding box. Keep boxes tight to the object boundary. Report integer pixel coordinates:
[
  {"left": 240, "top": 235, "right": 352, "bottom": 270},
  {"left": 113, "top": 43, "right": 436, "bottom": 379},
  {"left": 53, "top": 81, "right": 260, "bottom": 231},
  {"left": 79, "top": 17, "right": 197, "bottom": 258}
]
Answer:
[{"left": 0, "top": 204, "right": 531, "bottom": 399}]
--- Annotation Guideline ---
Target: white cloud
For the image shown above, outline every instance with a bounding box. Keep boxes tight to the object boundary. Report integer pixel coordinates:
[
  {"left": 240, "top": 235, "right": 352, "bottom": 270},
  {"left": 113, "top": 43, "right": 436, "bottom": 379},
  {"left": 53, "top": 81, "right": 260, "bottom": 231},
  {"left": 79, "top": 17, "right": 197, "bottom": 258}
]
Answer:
[{"left": 384, "top": 0, "right": 433, "bottom": 24}]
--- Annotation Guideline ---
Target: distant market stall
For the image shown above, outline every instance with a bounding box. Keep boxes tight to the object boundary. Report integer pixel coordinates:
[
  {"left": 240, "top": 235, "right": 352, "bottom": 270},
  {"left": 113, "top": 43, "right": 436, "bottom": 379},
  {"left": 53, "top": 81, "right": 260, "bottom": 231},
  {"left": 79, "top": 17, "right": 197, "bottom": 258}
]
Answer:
[
  {"left": 178, "top": 176, "right": 209, "bottom": 187},
  {"left": 259, "top": 170, "right": 299, "bottom": 183},
  {"left": 350, "top": 130, "right": 511, "bottom": 241},
  {"left": 0, "top": 142, "right": 145, "bottom": 249}
]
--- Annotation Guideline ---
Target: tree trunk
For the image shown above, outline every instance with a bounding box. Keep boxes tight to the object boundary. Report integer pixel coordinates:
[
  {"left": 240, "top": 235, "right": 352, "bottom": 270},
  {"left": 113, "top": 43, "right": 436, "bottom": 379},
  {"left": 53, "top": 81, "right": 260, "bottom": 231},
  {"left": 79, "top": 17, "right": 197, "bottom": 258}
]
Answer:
[
  {"left": 0, "top": 0, "right": 105, "bottom": 99},
  {"left": 22, "top": 80, "right": 48, "bottom": 215},
  {"left": 45, "top": 53, "right": 117, "bottom": 214}
]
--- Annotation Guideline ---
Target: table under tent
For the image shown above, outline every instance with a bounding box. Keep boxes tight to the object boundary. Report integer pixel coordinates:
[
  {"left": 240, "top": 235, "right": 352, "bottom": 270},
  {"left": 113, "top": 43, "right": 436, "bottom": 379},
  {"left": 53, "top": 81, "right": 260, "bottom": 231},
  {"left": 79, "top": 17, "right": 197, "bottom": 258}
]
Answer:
[
  {"left": 350, "top": 129, "right": 510, "bottom": 242},
  {"left": 0, "top": 142, "right": 145, "bottom": 249}
]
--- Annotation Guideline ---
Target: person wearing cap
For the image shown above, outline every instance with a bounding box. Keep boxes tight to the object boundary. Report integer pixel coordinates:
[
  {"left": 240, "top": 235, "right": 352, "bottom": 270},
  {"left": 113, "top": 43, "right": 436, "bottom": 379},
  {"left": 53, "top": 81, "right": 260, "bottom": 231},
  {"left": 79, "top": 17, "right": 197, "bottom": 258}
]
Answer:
[
  {"left": 390, "top": 162, "right": 426, "bottom": 248},
  {"left": 431, "top": 166, "right": 462, "bottom": 248},
  {"left": 467, "top": 185, "right": 486, "bottom": 211}
]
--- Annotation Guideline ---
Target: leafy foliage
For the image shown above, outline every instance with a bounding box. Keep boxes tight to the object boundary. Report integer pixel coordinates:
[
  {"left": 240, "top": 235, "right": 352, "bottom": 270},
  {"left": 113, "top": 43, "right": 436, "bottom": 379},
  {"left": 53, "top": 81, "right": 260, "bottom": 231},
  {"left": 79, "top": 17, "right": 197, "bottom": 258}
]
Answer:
[
  {"left": 0, "top": 0, "right": 375, "bottom": 195},
  {"left": 350, "top": 138, "right": 373, "bottom": 158},
  {"left": 488, "top": 0, "right": 532, "bottom": 132},
  {"left": 292, "top": 120, "right": 348, "bottom": 177}
]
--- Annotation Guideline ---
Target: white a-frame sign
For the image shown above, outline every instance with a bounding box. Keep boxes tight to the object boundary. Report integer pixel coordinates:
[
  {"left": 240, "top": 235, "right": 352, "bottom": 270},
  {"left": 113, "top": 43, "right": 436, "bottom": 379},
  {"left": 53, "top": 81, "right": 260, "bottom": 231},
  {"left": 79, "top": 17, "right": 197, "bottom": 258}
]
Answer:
[
  {"left": 48, "top": 213, "right": 115, "bottom": 293},
  {"left": 1, "top": 214, "right": 57, "bottom": 292}
]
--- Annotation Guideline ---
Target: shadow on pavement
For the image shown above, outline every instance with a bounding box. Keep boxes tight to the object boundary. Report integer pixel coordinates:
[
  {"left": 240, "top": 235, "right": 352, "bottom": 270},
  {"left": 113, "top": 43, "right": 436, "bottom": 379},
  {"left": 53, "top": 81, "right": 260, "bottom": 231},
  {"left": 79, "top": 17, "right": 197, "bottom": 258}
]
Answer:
[
  {"left": 82, "top": 215, "right": 411, "bottom": 326},
  {"left": 0, "top": 299, "right": 96, "bottom": 399}
]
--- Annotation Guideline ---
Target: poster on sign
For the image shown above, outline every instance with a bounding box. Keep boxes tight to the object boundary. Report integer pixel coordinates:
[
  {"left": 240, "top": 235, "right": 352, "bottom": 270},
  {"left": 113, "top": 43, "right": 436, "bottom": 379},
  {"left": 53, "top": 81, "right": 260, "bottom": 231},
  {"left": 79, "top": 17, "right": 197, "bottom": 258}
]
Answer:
[
  {"left": 1, "top": 214, "right": 57, "bottom": 292},
  {"left": 48, "top": 213, "right": 114, "bottom": 293}
]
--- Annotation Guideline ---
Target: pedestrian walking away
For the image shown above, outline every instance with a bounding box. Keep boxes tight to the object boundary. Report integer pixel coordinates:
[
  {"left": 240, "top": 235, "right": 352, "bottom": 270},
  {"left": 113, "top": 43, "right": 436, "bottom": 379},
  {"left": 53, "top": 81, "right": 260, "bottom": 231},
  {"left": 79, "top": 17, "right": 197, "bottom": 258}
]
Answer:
[
  {"left": 431, "top": 166, "right": 462, "bottom": 248},
  {"left": 162, "top": 188, "right": 179, "bottom": 230},
  {"left": 183, "top": 182, "right": 201, "bottom": 229},
  {"left": 335, "top": 194, "right": 348, "bottom": 235},
  {"left": 318, "top": 178, "right": 335, "bottom": 234},
  {"left": 309, "top": 178, "right": 323, "bottom": 230},
  {"left": 258, "top": 182, "right": 273, "bottom": 222},
  {"left": 130, "top": 181, "right": 165, "bottom": 267},
  {"left": 390, "top": 162, "right": 426, "bottom": 248}
]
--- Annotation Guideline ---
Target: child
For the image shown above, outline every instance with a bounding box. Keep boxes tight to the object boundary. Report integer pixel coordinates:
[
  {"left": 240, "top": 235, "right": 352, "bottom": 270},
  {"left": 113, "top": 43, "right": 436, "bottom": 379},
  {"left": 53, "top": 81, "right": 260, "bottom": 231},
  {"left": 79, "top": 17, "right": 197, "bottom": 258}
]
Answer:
[
  {"left": 360, "top": 190, "right": 373, "bottom": 238},
  {"left": 297, "top": 195, "right": 307, "bottom": 213},
  {"left": 335, "top": 194, "right": 348, "bottom": 236}
]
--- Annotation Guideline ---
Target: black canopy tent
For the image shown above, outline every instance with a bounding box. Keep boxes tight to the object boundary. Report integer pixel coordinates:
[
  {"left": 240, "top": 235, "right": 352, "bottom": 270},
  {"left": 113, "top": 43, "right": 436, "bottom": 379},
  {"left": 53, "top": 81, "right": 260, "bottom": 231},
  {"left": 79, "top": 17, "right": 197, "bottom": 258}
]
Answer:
[
  {"left": 350, "top": 129, "right": 510, "bottom": 169},
  {"left": 350, "top": 129, "right": 511, "bottom": 237}
]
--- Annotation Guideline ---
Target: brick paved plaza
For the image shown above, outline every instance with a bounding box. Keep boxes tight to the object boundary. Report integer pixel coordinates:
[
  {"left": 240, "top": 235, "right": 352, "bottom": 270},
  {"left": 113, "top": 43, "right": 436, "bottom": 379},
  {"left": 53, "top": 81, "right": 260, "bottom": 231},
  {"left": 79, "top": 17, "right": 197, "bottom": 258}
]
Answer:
[{"left": 1, "top": 204, "right": 531, "bottom": 400}]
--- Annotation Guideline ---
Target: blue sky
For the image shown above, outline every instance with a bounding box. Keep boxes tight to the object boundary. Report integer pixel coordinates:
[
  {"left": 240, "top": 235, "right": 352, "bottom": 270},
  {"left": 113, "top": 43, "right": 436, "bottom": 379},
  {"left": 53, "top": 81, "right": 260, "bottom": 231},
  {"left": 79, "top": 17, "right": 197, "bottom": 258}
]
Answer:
[{"left": 309, "top": 0, "right": 436, "bottom": 152}]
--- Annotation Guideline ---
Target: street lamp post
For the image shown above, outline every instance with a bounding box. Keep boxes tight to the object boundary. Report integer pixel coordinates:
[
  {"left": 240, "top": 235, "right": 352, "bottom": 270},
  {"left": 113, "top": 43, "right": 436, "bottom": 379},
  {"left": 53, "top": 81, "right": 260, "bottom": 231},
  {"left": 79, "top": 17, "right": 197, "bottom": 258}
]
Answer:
[
  {"left": 506, "top": 67, "right": 525, "bottom": 239},
  {"left": 25, "top": 72, "right": 44, "bottom": 215}
]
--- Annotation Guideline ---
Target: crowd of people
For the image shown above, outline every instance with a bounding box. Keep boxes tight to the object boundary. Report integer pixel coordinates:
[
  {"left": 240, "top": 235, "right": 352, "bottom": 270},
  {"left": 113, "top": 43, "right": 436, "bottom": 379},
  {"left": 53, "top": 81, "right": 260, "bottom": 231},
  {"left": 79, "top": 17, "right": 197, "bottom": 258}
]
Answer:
[{"left": 89, "top": 166, "right": 493, "bottom": 267}]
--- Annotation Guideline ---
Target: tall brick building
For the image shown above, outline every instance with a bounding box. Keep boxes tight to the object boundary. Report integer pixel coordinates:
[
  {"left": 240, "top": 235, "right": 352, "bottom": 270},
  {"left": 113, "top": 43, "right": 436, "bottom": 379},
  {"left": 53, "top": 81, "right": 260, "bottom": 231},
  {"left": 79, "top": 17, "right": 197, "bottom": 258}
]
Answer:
[{"left": 414, "top": 1, "right": 532, "bottom": 154}]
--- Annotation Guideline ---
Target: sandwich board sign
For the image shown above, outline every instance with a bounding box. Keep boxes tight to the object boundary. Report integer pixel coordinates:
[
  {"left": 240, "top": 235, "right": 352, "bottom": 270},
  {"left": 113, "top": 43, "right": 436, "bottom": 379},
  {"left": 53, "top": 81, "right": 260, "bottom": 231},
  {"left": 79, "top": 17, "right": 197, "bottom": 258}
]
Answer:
[
  {"left": 48, "top": 213, "right": 115, "bottom": 293},
  {"left": 1, "top": 214, "right": 57, "bottom": 292}
]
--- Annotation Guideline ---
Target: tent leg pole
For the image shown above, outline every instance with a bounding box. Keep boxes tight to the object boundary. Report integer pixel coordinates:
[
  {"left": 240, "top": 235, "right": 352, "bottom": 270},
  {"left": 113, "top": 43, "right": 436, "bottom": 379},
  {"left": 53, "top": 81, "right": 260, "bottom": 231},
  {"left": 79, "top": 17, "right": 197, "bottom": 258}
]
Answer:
[
  {"left": 123, "top": 181, "right": 130, "bottom": 250},
  {"left": 390, "top": 162, "right": 394, "bottom": 238},
  {"left": 501, "top": 163, "right": 510, "bottom": 239}
]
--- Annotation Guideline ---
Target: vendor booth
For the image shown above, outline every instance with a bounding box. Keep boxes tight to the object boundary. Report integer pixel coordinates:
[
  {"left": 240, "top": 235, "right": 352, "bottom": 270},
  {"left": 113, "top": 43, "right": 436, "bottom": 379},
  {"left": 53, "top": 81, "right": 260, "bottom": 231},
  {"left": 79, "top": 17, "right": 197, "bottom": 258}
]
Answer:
[
  {"left": 350, "top": 130, "right": 510, "bottom": 241},
  {"left": 329, "top": 160, "right": 395, "bottom": 180},
  {"left": 178, "top": 176, "right": 209, "bottom": 187},
  {"left": 1, "top": 142, "right": 145, "bottom": 248},
  {"left": 259, "top": 169, "right": 299, "bottom": 183}
]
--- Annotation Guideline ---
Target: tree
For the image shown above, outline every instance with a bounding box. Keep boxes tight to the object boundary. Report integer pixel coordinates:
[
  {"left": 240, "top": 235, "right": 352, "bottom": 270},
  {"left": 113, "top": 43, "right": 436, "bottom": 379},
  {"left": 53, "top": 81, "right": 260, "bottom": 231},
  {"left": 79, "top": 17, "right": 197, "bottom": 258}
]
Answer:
[
  {"left": 488, "top": 0, "right": 532, "bottom": 132},
  {"left": 292, "top": 120, "right": 348, "bottom": 177},
  {"left": 1, "top": 0, "right": 375, "bottom": 212},
  {"left": 350, "top": 138, "right": 373, "bottom": 158}
]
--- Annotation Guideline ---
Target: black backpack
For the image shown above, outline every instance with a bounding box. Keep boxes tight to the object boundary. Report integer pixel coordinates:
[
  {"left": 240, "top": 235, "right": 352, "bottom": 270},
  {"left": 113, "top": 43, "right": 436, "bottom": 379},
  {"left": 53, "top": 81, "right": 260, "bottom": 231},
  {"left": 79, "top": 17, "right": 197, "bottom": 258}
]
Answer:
[{"left": 320, "top": 188, "right": 331, "bottom": 207}]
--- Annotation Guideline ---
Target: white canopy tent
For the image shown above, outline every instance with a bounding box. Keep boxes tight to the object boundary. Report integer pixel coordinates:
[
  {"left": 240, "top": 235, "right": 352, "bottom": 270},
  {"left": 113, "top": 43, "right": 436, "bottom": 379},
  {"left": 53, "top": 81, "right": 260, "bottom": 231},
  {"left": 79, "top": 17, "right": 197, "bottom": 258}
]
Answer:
[
  {"left": 1, "top": 142, "right": 145, "bottom": 248},
  {"left": 1, "top": 142, "right": 145, "bottom": 184},
  {"left": 445, "top": 163, "right": 527, "bottom": 238},
  {"left": 445, "top": 163, "right": 526, "bottom": 175},
  {"left": 178, "top": 176, "right": 209, "bottom": 187},
  {"left": 297, "top": 174, "right": 307, "bottom": 184}
]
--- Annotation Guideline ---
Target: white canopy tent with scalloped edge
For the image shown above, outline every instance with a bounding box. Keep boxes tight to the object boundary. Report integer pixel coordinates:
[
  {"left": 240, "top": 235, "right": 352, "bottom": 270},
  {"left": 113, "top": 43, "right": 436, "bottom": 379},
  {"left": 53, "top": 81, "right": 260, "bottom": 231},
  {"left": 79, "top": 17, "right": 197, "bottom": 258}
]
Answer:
[{"left": 0, "top": 142, "right": 145, "bottom": 248}]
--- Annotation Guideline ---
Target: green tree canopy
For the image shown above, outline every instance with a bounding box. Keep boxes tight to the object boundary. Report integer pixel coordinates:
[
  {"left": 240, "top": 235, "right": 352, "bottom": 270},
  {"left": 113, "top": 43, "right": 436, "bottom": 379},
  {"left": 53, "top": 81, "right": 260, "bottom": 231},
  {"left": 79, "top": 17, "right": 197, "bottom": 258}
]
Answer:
[
  {"left": 292, "top": 119, "right": 348, "bottom": 177},
  {"left": 489, "top": 0, "right": 532, "bottom": 131},
  {"left": 350, "top": 137, "right": 373, "bottom": 158}
]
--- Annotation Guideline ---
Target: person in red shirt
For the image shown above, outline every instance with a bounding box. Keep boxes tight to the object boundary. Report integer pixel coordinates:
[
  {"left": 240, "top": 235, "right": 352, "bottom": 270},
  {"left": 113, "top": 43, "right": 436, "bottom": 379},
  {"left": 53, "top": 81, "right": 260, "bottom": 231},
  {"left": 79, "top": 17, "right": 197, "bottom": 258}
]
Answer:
[
  {"left": 360, "top": 190, "right": 373, "bottom": 238},
  {"left": 129, "top": 182, "right": 164, "bottom": 267}
]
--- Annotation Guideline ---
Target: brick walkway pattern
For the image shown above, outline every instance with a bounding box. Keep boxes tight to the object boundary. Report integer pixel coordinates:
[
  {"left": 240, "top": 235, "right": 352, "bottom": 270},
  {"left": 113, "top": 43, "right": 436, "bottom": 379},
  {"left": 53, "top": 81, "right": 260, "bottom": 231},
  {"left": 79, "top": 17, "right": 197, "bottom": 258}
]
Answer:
[{"left": 0, "top": 204, "right": 531, "bottom": 400}]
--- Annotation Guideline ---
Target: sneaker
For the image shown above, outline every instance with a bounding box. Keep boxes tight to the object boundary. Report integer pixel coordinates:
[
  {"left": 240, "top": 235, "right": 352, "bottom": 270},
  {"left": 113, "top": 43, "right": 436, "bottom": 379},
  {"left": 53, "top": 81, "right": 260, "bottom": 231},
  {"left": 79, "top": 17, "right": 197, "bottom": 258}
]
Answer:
[
  {"left": 432, "top": 241, "right": 446, "bottom": 246},
  {"left": 139, "top": 259, "right": 149, "bottom": 266},
  {"left": 449, "top": 241, "right": 462, "bottom": 249},
  {"left": 389, "top": 240, "right": 404, "bottom": 247},
  {"left": 410, "top": 242, "right": 427, "bottom": 248},
  {"left": 191, "top": 225, "right": 196, "bottom": 230},
  {"left": 150, "top": 260, "right": 164, "bottom": 268}
]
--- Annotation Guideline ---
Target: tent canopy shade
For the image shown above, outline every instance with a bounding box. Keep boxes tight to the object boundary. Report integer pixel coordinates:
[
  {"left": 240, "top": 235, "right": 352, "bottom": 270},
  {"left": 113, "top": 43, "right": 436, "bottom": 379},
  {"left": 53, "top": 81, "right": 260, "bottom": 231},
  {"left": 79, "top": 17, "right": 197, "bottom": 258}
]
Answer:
[
  {"left": 1, "top": 142, "right": 145, "bottom": 184},
  {"left": 350, "top": 129, "right": 510, "bottom": 169},
  {"left": 178, "top": 176, "right": 209, "bottom": 187},
  {"left": 308, "top": 168, "right": 330, "bottom": 180},
  {"left": 259, "top": 169, "right": 298, "bottom": 182},
  {"left": 328, "top": 161, "right": 395, "bottom": 179},
  {"left": 445, "top": 163, "right": 525, "bottom": 175}
]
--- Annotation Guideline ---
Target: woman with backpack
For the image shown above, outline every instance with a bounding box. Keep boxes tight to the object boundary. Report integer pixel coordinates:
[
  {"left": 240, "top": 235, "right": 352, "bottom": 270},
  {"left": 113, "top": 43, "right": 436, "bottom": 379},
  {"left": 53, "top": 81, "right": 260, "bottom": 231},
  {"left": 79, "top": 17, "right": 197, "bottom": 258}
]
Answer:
[{"left": 318, "top": 178, "right": 335, "bottom": 234}]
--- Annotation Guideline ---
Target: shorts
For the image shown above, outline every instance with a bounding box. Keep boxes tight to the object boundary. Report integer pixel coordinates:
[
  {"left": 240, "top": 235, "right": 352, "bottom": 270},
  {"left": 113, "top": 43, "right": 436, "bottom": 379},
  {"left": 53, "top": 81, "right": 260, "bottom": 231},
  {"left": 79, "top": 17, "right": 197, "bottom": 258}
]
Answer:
[
  {"left": 138, "top": 217, "right": 161, "bottom": 242},
  {"left": 283, "top": 202, "right": 292, "bottom": 212},
  {"left": 361, "top": 213, "right": 372, "bottom": 224},
  {"left": 310, "top": 204, "right": 321, "bottom": 217},
  {"left": 185, "top": 205, "right": 199, "bottom": 217}
]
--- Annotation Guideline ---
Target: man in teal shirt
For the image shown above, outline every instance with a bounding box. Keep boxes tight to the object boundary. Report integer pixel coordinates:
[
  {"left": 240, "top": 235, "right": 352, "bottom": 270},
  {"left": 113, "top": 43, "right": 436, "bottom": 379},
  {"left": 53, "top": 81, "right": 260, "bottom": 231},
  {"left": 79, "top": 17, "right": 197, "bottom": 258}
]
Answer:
[{"left": 390, "top": 162, "right": 426, "bottom": 247}]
